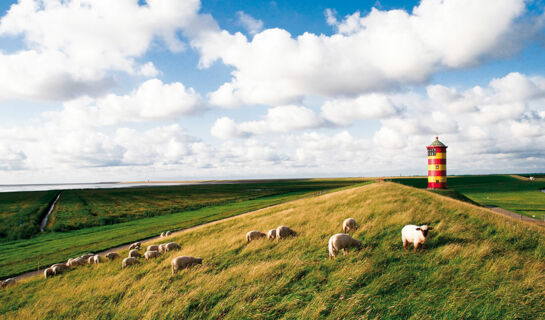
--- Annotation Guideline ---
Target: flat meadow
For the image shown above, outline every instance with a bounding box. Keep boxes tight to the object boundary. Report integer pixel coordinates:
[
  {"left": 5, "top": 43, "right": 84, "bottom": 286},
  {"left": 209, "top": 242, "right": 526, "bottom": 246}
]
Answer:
[{"left": 1, "top": 183, "right": 543, "bottom": 319}]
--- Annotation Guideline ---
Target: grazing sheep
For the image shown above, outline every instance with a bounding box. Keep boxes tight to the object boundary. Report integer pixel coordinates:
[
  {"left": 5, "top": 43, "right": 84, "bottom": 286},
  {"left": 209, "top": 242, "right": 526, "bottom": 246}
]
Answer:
[
  {"left": 87, "top": 256, "right": 94, "bottom": 264},
  {"left": 92, "top": 255, "right": 100, "bottom": 264},
  {"left": 44, "top": 268, "right": 54, "bottom": 278},
  {"left": 160, "top": 232, "right": 166, "bottom": 238},
  {"left": 145, "top": 250, "right": 161, "bottom": 260},
  {"left": 267, "top": 229, "right": 276, "bottom": 240},
  {"left": 68, "top": 257, "right": 86, "bottom": 267},
  {"left": 342, "top": 218, "right": 357, "bottom": 233},
  {"left": 129, "top": 249, "right": 142, "bottom": 258},
  {"left": 328, "top": 233, "right": 362, "bottom": 259},
  {"left": 51, "top": 263, "right": 68, "bottom": 272},
  {"left": 129, "top": 242, "right": 141, "bottom": 250},
  {"left": 51, "top": 265, "right": 65, "bottom": 275},
  {"left": 165, "top": 242, "right": 181, "bottom": 252},
  {"left": 80, "top": 253, "right": 94, "bottom": 260},
  {"left": 122, "top": 257, "right": 139, "bottom": 269},
  {"left": 165, "top": 231, "right": 172, "bottom": 236},
  {"left": 171, "top": 256, "right": 202, "bottom": 274},
  {"left": 1, "top": 278, "right": 15, "bottom": 288},
  {"left": 147, "top": 245, "right": 159, "bottom": 252},
  {"left": 276, "top": 226, "right": 297, "bottom": 240},
  {"left": 402, "top": 225, "right": 434, "bottom": 253},
  {"left": 105, "top": 252, "right": 120, "bottom": 261},
  {"left": 158, "top": 244, "right": 166, "bottom": 253},
  {"left": 246, "top": 231, "right": 266, "bottom": 243}
]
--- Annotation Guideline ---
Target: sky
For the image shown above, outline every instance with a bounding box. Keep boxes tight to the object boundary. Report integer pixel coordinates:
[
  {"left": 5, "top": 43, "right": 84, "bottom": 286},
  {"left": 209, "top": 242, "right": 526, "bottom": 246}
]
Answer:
[{"left": 0, "top": 0, "right": 544, "bottom": 184}]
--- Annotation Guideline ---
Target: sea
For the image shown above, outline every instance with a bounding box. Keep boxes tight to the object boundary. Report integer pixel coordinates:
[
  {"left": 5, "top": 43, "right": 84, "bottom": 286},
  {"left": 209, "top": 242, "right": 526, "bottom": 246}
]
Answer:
[{"left": 0, "top": 182, "right": 197, "bottom": 193}]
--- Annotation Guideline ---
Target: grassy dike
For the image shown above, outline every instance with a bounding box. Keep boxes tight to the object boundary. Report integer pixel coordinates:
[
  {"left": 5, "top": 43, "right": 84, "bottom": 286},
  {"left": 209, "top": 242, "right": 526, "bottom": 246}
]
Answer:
[{"left": 1, "top": 182, "right": 544, "bottom": 319}]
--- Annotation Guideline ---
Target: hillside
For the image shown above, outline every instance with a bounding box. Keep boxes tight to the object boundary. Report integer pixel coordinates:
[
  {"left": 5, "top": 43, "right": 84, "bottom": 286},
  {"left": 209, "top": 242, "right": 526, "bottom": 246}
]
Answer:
[{"left": 1, "top": 183, "right": 544, "bottom": 319}]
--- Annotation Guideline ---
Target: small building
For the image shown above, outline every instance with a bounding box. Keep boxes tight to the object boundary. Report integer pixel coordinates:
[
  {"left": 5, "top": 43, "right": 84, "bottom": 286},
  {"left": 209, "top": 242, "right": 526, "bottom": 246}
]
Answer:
[{"left": 427, "top": 137, "right": 447, "bottom": 189}]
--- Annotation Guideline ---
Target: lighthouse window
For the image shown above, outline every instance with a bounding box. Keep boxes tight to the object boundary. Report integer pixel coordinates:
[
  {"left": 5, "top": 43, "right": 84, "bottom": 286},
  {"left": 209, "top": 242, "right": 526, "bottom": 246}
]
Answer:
[
  {"left": 435, "top": 165, "right": 439, "bottom": 169},
  {"left": 428, "top": 149, "right": 436, "bottom": 156}
]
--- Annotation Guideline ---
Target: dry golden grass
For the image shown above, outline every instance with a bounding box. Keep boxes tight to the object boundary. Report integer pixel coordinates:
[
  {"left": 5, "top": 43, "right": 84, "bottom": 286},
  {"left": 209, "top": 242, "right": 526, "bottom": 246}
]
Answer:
[{"left": 1, "top": 182, "right": 544, "bottom": 319}]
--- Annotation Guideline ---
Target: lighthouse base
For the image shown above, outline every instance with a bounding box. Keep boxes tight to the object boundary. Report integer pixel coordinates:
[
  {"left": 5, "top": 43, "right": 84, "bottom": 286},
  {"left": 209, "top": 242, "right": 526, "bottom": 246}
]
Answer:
[{"left": 428, "top": 182, "right": 447, "bottom": 189}]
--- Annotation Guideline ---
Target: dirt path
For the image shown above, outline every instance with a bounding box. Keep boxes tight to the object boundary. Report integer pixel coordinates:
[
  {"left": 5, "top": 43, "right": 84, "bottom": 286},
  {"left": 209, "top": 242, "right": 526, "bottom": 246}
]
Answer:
[
  {"left": 12, "top": 198, "right": 293, "bottom": 282},
  {"left": 484, "top": 205, "right": 545, "bottom": 226}
]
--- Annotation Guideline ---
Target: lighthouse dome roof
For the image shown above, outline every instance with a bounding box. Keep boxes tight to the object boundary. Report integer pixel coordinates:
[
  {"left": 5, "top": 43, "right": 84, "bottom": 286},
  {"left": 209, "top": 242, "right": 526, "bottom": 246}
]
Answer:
[{"left": 428, "top": 136, "right": 446, "bottom": 147}]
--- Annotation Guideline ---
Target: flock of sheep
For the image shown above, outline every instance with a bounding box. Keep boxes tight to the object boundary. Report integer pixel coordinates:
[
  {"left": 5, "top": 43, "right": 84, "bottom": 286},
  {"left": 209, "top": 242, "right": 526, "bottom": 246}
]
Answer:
[
  {"left": 246, "top": 218, "right": 434, "bottom": 259},
  {"left": 1, "top": 217, "right": 434, "bottom": 289},
  {"left": 40, "top": 230, "right": 202, "bottom": 281}
]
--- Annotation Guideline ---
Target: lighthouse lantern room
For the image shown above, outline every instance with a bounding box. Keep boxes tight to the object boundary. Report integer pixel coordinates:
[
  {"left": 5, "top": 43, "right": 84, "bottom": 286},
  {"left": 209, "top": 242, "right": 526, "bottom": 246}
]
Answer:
[{"left": 427, "top": 137, "right": 447, "bottom": 189}]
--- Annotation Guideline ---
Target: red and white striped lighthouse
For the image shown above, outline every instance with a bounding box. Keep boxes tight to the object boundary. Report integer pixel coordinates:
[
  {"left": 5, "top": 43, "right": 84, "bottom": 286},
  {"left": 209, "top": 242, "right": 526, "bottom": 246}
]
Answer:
[{"left": 427, "top": 137, "right": 447, "bottom": 189}]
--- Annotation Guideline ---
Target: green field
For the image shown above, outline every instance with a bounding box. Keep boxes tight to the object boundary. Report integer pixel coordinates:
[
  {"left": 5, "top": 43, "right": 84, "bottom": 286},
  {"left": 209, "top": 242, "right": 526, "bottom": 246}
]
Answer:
[
  {"left": 48, "top": 181, "right": 358, "bottom": 232},
  {"left": 1, "top": 183, "right": 543, "bottom": 319},
  {"left": 0, "top": 190, "right": 58, "bottom": 240},
  {"left": 0, "top": 179, "right": 364, "bottom": 278},
  {"left": 390, "top": 175, "right": 545, "bottom": 219}
]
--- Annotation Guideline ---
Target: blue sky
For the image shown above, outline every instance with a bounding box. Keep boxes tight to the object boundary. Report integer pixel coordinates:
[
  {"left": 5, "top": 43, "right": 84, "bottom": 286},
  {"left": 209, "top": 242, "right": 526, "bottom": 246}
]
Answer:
[{"left": 0, "top": 0, "right": 544, "bottom": 184}]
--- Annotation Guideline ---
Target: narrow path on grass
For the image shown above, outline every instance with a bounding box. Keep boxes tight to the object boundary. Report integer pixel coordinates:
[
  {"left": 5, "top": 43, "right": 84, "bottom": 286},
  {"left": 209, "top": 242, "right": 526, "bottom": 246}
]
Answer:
[
  {"left": 484, "top": 205, "right": 545, "bottom": 225},
  {"left": 40, "top": 192, "right": 61, "bottom": 232},
  {"left": 12, "top": 194, "right": 304, "bottom": 282}
]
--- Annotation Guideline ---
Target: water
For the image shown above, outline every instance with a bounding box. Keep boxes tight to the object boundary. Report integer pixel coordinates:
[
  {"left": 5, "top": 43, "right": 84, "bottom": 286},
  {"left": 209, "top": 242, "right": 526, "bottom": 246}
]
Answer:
[
  {"left": 40, "top": 193, "right": 61, "bottom": 232},
  {"left": 0, "top": 182, "right": 198, "bottom": 193}
]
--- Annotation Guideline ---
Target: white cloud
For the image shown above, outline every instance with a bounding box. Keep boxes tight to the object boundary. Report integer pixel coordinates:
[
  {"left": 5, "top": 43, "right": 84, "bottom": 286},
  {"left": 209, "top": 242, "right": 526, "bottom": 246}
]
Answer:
[
  {"left": 236, "top": 11, "right": 263, "bottom": 35},
  {"left": 321, "top": 94, "right": 402, "bottom": 126},
  {"left": 194, "top": 0, "right": 527, "bottom": 107},
  {"left": 46, "top": 79, "right": 205, "bottom": 128},
  {"left": 0, "top": 0, "right": 203, "bottom": 101}
]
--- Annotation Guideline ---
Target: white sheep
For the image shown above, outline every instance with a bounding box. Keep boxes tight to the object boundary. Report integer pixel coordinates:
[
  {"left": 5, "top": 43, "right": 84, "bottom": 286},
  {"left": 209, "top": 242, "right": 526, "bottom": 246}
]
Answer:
[
  {"left": 51, "top": 265, "right": 65, "bottom": 275},
  {"left": 342, "top": 218, "right": 357, "bottom": 233},
  {"left": 147, "top": 245, "right": 159, "bottom": 252},
  {"left": 129, "top": 249, "right": 142, "bottom": 258},
  {"left": 165, "top": 242, "right": 181, "bottom": 252},
  {"left": 165, "top": 231, "right": 172, "bottom": 236},
  {"left": 80, "top": 253, "right": 94, "bottom": 260},
  {"left": 158, "top": 244, "right": 166, "bottom": 253},
  {"left": 67, "top": 257, "right": 86, "bottom": 267},
  {"left": 87, "top": 256, "right": 94, "bottom": 264},
  {"left": 267, "top": 229, "right": 276, "bottom": 240},
  {"left": 402, "top": 224, "right": 434, "bottom": 253},
  {"left": 145, "top": 250, "right": 162, "bottom": 260},
  {"left": 246, "top": 231, "right": 266, "bottom": 243},
  {"left": 171, "top": 256, "right": 202, "bottom": 274},
  {"left": 105, "top": 252, "right": 120, "bottom": 261},
  {"left": 276, "top": 226, "right": 297, "bottom": 240},
  {"left": 44, "top": 268, "right": 54, "bottom": 278},
  {"left": 92, "top": 255, "right": 100, "bottom": 264},
  {"left": 160, "top": 232, "right": 166, "bottom": 238},
  {"left": 51, "top": 263, "right": 68, "bottom": 272},
  {"left": 1, "top": 278, "right": 15, "bottom": 288},
  {"left": 129, "top": 242, "right": 141, "bottom": 250},
  {"left": 122, "top": 257, "right": 139, "bottom": 269},
  {"left": 328, "top": 233, "right": 362, "bottom": 259}
]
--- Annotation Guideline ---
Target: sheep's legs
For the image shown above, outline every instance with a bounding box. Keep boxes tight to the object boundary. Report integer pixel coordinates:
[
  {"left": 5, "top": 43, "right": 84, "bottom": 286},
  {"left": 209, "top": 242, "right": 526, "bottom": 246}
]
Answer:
[
  {"left": 413, "top": 244, "right": 419, "bottom": 254},
  {"left": 403, "top": 240, "right": 409, "bottom": 252}
]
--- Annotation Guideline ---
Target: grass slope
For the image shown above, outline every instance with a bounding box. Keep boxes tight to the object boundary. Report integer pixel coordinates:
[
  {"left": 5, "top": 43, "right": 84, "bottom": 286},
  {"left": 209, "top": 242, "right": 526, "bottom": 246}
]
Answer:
[
  {"left": 1, "top": 183, "right": 544, "bottom": 319},
  {"left": 391, "top": 175, "right": 545, "bottom": 219}
]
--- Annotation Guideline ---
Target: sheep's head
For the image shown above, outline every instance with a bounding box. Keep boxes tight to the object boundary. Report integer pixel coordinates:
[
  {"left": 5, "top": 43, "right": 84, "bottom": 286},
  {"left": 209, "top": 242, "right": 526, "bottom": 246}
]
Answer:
[{"left": 416, "top": 225, "right": 433, "bottom": 237}]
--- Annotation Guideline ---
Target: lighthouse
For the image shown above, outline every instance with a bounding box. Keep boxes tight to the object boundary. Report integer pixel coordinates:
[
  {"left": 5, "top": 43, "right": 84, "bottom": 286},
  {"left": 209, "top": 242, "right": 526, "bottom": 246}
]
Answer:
[{"left": 427, "top": 137, "right": 447, "bottom": 189}]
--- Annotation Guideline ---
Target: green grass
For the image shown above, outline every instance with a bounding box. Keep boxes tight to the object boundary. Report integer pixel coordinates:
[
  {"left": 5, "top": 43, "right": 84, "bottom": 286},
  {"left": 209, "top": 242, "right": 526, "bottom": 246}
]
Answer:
[
  {"left": 391, "top": 175, "right": 545, "bottom": 219},
  {"left": 1, "top": 183, "right": 543, "bottom": 319},
  {"left": 0, "top": 190, "right": 58, "bottom": 240},
  {"left": 46, "top": 180, "right": 362, "bottom": 232},
  {"left": 0, "top": 180, "right": 367, "bottom": 278}
]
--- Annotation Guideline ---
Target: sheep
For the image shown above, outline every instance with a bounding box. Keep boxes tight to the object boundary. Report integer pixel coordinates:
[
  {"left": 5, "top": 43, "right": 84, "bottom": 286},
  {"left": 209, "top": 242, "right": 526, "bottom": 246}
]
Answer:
[
  {"left": 165, "top": 231, "right": 172, "bottom": 236},
  {"left": 165, "top": 242, "right": 181, "bottom": 252},
  {"left": 1, "top": 278, "right": 15, "bottom": 288},
  {"left": 92, "top": 255, "right": 100, "bottom": 264},
  {"left": 44, "top": 268, "right": 54, "bottom": 278},
  {"left": 105, "top": 252, "right": 120, "bottom": 261},
  {"left": 342, "top": 218, "right": 357, "bottom": 233},
  {"left": 402, "top": 224, "right": 434, "bottom": 253},
  {"left": 129, "top": 249, "right": 142, "bottom": 258},
  {"left": 171, "top": 256, "right": 202, "bottom": 274},
  {"left": 147, "top": 245, "right": 159, "bottom": 252},
  {"left": 328, "top": 233, "right": 362, "bottom": 259},
  {"left": 80, "top": 253, "right": 94, "bottom": 260},
  {"left": 87, "top": 256, "right": 94, "bottom": 264},
  {"left": 267, "top": 229, "right": 276, "bottom": 240},
  {"left": 160, "top": 232, "right": 166, "bottom": 238},
  {"left": 51, "top": 265, "right": 65, "bottom": 275},
  {"left": 158, "top": 244, "right": 166, "bottom": 253},
  {"left": 51, "top": 263, "right": 68, "bottom": 272},
  {"left": 276, "top": 226, "right": 297, "bottom": 240},
  {"left": 246, "top": 231, "right": 266, "bottom": 243},
  {"left": 67, "top": 257, "right": 86, "bottom": 267},
  {"left": 129, "top": 242, "right": 141, "bottom": 250},
  {"left": 122, "top": 257, "right": 139, "bottom": 269},
  {"left": 529, "top": 176, "right": 535, "bottom": 181},
  {"left": 145, "top": 250, "right": 162, "bottom": 260}
]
